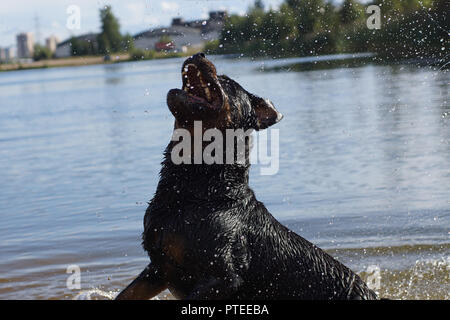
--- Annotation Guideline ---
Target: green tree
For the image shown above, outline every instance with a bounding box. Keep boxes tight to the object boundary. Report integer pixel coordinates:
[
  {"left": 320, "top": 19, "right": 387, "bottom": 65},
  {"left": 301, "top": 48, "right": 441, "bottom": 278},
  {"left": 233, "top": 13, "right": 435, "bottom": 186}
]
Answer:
[
  {"left": 370, "top": 0, "right": 426, "bottom": 17},
  {"left": 433, "top": 0, "right": 449, "bottom": 11},
  {"left": 33, "top": 44, "right": 52, "bottom": 61},
  {"left": 254, "top": 0, "right": 265, "bottom": 10},
  {"left": 340, "top": 0, "right": 364, "bottom": 25},
  {"left": 216, "top": 0, "right": 446, "bottom": 60},
  {"left": 69, "top": 36, "right": 98, "bottom": 56},
  {"left": 122, "top": 33, "right": 135, "bottom": 52},
  {"left": 97, "top": 5, "right": 123, "bottom": 54},
  {"left": 366, "top": 0, "right": 447, "bottom": 61},
  {"left": 286, "top": 0, "right": 326, "bottom": 35}
]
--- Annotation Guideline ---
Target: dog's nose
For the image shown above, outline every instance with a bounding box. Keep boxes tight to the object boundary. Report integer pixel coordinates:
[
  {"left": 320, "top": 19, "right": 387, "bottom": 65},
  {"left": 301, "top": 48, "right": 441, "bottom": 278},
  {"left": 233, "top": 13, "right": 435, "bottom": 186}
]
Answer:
[{"left": 193, "top": 52, "right": 206, "bottom": 59}]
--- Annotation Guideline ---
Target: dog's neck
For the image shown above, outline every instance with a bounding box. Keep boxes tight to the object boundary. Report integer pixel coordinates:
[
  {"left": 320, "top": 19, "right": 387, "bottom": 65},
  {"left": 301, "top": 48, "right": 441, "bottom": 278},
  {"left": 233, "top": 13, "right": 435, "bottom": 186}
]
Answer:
[{"left": 151, "top": 141, "right": 253, "bottom": 207}]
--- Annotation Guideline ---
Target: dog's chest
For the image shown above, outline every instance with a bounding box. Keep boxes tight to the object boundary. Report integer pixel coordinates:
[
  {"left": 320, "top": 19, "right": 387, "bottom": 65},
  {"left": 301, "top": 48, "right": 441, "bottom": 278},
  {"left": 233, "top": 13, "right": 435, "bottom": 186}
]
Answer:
[
  {"left": 144, "top": 210, "right": 211, "bottom": 263},
  {"left": 144, "top": 207, "right": 241, "bottom": 265}
]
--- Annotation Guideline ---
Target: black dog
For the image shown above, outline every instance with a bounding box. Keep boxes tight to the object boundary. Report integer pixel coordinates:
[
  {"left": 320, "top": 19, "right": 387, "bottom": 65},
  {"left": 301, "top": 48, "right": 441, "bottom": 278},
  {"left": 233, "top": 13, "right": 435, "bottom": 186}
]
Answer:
[{"left": 116, "top": 53, "right": 378, "bottom": 300}]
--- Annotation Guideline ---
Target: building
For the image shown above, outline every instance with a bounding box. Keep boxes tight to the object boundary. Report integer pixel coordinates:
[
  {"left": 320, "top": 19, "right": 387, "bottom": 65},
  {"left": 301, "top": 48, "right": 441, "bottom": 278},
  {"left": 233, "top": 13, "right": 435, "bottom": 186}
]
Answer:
[
  {"left": 16, "top": 32, "right": 34, "bottom": 58},
  {"left": 54, "top": 33, "right": 98, "bottom": 58},
  {"left": 134, "top": 25, "right": 204, "bottom": 52},
  {"left": 46, "top": 35, "right": 60, "bottom": 53},
  {"left": 171, "top": 17, "right": 185, "bottom": 26},
  {"left": 201, "top": 11, "right": 227, "bottom": 41},
  {"left": 51, "top": 10, "right": 227, "bottom": 58},
  {"left": 133, "top": 11, "right": 227, "bottom": 52},
  {"left": 0, "top": 48, "right": 6, "bottom": 62},
  {"left": 6, "top": 47, "right": 15, "bottom": 61},
  {"left": 0, "top": 47, "right": 15, "bottom": 62}
]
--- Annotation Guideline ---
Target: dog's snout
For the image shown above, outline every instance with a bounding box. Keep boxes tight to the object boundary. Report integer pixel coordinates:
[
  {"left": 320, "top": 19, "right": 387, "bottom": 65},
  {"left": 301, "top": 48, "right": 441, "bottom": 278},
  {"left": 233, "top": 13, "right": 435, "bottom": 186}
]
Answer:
[
  {"left": 193, "top": 52, "right": 206, "bottom": 59},
  {"left": 182, "top": 52, "right": 208, "bottom": 71}
]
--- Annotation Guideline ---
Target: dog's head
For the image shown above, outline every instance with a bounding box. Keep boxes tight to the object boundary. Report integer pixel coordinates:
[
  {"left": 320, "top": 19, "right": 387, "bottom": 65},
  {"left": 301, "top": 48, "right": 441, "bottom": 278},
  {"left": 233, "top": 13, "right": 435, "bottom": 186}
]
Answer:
[{"left": 167, "top": 53, "right": 283, "bottom": 132}]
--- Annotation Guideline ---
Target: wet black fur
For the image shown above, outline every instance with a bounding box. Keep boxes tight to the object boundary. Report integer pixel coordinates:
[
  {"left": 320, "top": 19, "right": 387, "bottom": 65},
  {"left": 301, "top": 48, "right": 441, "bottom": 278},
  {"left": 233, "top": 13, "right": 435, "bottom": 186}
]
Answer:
[{"left": 141, "top": 62, "right": 378, "bottom": 300}]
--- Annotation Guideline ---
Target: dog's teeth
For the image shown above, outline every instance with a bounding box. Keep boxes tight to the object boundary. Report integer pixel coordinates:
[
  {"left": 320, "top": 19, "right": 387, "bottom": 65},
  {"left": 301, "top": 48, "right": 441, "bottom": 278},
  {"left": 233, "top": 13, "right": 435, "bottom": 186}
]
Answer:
[
  {"left": 204, "top": 87, "right": 211, "bottom": 100},
  {"left": 197, "top": 71, "right": 201, "bottom": 77}
]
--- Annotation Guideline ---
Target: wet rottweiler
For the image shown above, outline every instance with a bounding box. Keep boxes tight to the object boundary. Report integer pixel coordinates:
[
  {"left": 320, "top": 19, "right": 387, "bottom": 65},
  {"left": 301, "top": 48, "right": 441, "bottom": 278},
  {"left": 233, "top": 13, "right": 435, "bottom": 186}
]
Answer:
[{"left": 116, "top": 53, "right": 378, "bottom": 300}]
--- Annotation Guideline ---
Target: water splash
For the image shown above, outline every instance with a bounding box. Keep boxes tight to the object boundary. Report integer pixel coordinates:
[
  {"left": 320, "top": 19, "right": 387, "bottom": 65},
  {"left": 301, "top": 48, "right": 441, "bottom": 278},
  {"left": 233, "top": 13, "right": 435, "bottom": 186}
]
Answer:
[
  {"left": 72, "top": 288, "right": 174, "bottom": 300},
  {"left": 360, "top": 256, "right": 450, "bottom": 300},
  {"left": 73, "top": 289, "right": 118, "bottom": 300}
]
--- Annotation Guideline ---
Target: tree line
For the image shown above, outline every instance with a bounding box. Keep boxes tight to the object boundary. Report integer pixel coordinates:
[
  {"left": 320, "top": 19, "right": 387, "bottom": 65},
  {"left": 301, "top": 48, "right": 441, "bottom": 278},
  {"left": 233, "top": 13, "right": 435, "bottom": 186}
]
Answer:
[
  {"left": 33, "top": 6, "right": 134, "bottom": 60},
  {"left": 67, "top": 6, "right": 177, "bottom": 60},
  {"left": 35, "top": 1, "right": 447, "bottom": 62},
  {"left": 208, "top": 0, "right": 448, "bottom": 61},
  {"left": 69, "top": 6, "right": 134, "bottom": 57}
]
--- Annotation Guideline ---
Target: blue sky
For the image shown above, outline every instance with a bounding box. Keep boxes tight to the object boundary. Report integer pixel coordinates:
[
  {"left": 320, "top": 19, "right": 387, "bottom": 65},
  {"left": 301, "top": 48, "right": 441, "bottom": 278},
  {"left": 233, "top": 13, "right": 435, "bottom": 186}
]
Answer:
[{"left": 0, "top": 0, "right": 287, "bottom": 47}]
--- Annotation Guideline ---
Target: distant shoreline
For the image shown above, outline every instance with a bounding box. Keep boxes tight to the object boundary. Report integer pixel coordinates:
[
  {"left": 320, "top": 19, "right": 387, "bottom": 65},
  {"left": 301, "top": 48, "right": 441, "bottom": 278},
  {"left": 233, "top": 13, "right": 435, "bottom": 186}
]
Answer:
[
  {"left": 0, "top": 51, "right": 194, "bottom": 72},
  {"left": 0, "top": 54, "right": 127, "bottom": 72},
  {"left": 1, "top": 51, "right": 446, "bottom": 73}
]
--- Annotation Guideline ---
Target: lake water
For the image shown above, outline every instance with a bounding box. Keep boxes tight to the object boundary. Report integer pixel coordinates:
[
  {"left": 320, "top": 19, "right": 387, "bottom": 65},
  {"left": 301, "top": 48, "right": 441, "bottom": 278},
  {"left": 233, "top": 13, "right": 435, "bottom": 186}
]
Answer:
[{"left": 0, "top": 55, "right": 448, "bottom": 300}]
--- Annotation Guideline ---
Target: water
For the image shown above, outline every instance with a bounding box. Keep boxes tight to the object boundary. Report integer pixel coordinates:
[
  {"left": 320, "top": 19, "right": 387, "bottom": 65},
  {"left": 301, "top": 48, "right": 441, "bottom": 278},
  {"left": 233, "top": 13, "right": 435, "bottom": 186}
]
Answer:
[{"left": 0, "top": 55, "right": 448, "bottom": 300}]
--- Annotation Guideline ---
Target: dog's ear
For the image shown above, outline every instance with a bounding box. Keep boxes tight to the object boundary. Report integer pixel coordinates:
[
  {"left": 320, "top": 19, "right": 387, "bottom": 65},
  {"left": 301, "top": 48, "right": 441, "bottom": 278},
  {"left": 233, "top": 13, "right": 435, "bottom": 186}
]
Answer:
[{"left": 251, "top": 96, "right": 283, "bottom": 130}]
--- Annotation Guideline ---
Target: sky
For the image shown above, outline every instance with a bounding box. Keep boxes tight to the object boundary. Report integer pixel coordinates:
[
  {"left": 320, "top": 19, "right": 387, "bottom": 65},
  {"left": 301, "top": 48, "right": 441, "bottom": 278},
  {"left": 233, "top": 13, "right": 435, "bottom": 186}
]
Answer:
[{"left": 0, "top": 0, "right": 287, "bottom": 48}]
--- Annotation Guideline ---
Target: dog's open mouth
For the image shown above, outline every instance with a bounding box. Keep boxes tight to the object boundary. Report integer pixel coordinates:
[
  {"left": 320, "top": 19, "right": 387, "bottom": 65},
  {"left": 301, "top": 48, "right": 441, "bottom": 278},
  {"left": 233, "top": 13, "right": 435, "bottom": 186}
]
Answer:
[
  {"left": 167, "top": 55, "right": 225, "bottom": 120},
  {"left": 181, "top": 62, "right": 223, "bottom": 110}
]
